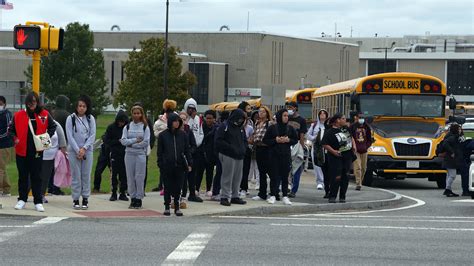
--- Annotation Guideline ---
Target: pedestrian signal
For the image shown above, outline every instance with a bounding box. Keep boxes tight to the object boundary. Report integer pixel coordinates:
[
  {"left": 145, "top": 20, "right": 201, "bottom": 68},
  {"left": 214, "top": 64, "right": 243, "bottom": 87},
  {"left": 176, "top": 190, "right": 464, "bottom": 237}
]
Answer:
[{"left": 13, "top": 25, "right": 41, "bottom": 50}]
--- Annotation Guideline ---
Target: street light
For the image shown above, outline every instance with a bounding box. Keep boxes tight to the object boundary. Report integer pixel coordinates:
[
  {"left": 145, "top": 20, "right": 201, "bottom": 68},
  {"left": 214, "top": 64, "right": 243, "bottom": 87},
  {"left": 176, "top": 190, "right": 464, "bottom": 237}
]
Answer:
[
  {"left": 163, "top": 0, "right": 169, "bottom": 99},
  {"left": 372, "top": 41, "right": 396, "bottom": 73}
]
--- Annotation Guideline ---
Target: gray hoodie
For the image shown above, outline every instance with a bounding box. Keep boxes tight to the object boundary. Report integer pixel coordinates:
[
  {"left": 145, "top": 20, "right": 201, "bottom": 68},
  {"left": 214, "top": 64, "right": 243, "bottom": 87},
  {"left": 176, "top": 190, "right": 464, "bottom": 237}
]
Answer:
[{"left": 120, "top": 121, "right": 150, "bottom": 155}]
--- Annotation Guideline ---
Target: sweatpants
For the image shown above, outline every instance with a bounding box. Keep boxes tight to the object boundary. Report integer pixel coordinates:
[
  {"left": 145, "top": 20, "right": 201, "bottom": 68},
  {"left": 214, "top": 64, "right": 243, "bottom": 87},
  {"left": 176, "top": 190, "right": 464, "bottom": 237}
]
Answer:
[
  {"left": 125, "top": 153, "right": 146, "bottom": 200},
  {"left": 255, "top": 146, "right": 270, "bottom": 199},
  {"left": 40, "top": 160, "right": 55, "bottom": 196},
  {"left": 219, "top": 153, "right": 243, "bottom": 200},
  {"left": 240, "top": 148, "right": 252, "bottom": 192},
  {"left": 93, "top": 144, "right": 110, "bottom": 191},
  {"left": 182, "top": 152, "right": 198, "bottom": 197},
  {"left": 212, "top": 159, "right": 222, "bottom": 196},
  {"left": 0, "top": 148, "right": 12, "bottom": 194},
  {"left": 70, "top": 151, "right": 93, "bottom": 201},
  {"left": 322, "top": 160, "right": 330, "bottom": 195},
  {"left": 269, "top": 153, "right": 291, "bottom": 198},
  {"left": 195, "top": 152, "right": 215, "bottom": 192},
  {"left": 446, "top": 168, "right": 457, "bottom": 190},
  {"left": 290, "top": 165, "right": 304, "bottom": 194},
  {"left": 353, "top": 152, "right": 368, "bottom": 186},
  {"left": 249, "top": 159, "right": 259, "bottom": 183},
  {"left": 111, "top": 154, "right": 127, "bottom": 194},
  {"left": 162, "top": 167, "right": 185, "bottom": 206},
  {"left": 17, "top": 155, "right": 43, "bottom": 204}
]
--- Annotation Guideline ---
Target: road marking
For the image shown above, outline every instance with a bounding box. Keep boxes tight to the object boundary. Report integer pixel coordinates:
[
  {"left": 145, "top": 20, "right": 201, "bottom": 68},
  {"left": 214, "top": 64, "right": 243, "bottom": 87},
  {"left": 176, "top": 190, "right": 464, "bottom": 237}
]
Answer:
[
  {"left": 0, "top": 217, "right": 68, "bottom": 243},
  {"left": 0, "top": 230, "right": 23, "bottom": 243},
  {"left": 451, "top": 199, "right": 474, "bottom": 203},
  {"left": 162, "top": 226, "right": 219, "bottom": 265},
  {"left": 291, "top": 191, "right": 426, "bottom": 217},
  {"left": 33, "top": 217, "right": 68, "bottom": 225},
  {"left": 271, "top": 223, "right": 474, "bottom": 232}
]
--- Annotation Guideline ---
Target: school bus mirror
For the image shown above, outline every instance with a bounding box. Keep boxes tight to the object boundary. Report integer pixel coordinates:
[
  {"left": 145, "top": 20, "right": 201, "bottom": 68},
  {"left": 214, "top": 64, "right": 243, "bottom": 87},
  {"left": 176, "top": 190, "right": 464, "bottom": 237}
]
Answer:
[
  {"left": 448, "top": 115, "right": 465, "bottom": 125},
  {"left": 448, "top": 97, "right": 457, "bottom": 110}
]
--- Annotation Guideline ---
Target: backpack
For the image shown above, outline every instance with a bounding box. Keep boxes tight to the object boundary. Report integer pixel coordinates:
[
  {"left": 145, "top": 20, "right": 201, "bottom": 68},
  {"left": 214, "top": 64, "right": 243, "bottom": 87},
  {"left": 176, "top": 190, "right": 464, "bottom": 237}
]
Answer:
[
  {"left": 70, "top": 114, "right": 91, "bottom": 133},
  {"left": 313, "top": 129, "right": 325, "bottom": 167}
]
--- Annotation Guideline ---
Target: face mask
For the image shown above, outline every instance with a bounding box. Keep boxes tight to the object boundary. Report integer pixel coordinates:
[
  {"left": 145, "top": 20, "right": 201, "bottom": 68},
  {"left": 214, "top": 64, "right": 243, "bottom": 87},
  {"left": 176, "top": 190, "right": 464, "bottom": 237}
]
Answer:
[
  {"left": 0, "top": 106, "right": 4, "bottom": 111},
  {"left": 358, "top": 119, "right": 365, "bottom": 124},
  {"left": 288, "top": 110, "right": 294, "bottom": 116}
]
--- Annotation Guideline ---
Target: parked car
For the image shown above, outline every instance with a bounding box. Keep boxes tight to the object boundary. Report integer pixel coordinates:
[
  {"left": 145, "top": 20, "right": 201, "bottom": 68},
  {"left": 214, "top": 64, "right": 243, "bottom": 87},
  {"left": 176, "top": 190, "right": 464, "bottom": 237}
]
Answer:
[{"left": 469, "top": 155, "right": 474, "bottom": 199}]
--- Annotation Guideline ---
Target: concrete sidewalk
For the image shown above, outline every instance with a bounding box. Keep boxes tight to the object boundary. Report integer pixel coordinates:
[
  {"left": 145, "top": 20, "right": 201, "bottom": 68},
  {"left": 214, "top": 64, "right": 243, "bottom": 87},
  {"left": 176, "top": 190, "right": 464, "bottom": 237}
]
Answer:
[{"left": 0, "top": 172, "right": 402, "bottom": 218}]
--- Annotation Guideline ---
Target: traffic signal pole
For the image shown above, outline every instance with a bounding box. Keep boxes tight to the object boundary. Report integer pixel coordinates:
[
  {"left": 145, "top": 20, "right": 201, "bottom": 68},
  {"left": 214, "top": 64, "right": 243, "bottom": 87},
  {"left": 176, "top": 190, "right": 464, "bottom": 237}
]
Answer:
[{"left": 32, "top": 50, "right": 40, "bottom": 94}]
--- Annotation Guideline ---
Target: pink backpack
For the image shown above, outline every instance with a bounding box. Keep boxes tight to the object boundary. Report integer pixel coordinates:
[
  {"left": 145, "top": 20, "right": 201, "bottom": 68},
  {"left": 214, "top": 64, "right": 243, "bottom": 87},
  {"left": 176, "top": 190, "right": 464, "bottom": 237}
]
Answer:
[{"left": 53, "top": 151, "right": 72, "bottom": 188}]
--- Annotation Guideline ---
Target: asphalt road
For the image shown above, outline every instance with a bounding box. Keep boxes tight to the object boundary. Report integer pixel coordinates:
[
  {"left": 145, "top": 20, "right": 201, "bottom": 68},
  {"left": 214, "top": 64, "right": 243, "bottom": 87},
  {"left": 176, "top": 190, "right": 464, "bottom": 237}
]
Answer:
[{"left": 1, "top": 177, "right": 473, "bottom": 265}]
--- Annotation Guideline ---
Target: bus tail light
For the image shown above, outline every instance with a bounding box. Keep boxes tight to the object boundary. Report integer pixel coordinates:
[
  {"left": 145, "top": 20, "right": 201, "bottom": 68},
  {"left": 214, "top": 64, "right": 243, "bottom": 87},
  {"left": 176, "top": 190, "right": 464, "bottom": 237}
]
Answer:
[
  {"left": 421, "top": 80, "right": 442, "bottom": 94},
  {"left": 362, "top": 79, "right": 383, "bottom": 93}
]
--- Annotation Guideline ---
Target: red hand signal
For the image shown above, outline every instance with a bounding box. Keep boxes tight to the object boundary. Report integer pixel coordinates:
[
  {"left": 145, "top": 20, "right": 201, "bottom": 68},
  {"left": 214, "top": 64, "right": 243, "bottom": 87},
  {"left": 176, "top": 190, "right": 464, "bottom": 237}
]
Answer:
[{"left": 16, "top": 29, "right": 28, "bottom": 45}]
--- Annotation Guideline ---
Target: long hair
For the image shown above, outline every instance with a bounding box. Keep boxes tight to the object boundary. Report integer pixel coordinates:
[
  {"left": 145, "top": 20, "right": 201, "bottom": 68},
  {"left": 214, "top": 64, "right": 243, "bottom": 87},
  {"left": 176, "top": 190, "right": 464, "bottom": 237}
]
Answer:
[
  {"left": 75, "top": 95, "right": 92, "bottom": 117},
  {"left": 259, "top": 105, "right": 272, "bottom": 122},
  {"left": 25, "top": 92, "right": 43, "bottom": 114},
  {"left": 130, "top": 105, "right": 148, "bottom": 126}
]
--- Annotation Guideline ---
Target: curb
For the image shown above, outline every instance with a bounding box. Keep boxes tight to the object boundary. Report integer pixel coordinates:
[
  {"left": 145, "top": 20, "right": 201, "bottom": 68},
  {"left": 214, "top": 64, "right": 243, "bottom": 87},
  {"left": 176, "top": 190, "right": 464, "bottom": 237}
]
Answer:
[{"left": 206, "top": 187, "right": 404, "bottom": 217}]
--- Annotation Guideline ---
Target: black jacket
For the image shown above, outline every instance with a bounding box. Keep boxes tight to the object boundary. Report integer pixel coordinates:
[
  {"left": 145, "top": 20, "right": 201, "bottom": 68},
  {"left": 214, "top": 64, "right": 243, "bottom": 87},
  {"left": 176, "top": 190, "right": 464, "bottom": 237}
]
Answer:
[
  {"left": 263, "top": 109, "right": 298, "bottom": 156},
  {"left": 442, "top": 132, "right": 465, "bottom": 169},
  {"left": 0, "top": 108, "right": 13, "bottom": 149},
  {"left": 104, "top": 110, "right": 128, "bottom": 157},
  {"left": 157, "top": 113, "right": 192, "bottom": 170},
  {"left": 201, "top": 122, "right": 218, "bottom": 164},
  {"left": 215, "top": 109, "right": 247, "bottom": 160}
]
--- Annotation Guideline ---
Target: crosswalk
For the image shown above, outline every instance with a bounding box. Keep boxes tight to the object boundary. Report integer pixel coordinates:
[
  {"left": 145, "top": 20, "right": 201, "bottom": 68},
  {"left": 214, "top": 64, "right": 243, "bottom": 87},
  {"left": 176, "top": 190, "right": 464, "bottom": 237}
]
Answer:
[{"left": 0, "top": 216, "right": 67, "bottom": 243}]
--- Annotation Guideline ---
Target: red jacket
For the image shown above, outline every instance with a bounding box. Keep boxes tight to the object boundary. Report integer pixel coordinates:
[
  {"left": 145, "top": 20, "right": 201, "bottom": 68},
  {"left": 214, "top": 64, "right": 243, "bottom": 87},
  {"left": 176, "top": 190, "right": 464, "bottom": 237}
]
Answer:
[{"left": 13, "top": 109, "right": 50, "bottom": 156}]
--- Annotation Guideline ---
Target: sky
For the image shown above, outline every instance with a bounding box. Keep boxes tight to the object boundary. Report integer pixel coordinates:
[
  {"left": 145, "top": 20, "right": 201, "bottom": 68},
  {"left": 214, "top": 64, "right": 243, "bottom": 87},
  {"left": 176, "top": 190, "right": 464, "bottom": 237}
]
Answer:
[{"left": 0, "top": 0, "right": 472, "bottom": 38}]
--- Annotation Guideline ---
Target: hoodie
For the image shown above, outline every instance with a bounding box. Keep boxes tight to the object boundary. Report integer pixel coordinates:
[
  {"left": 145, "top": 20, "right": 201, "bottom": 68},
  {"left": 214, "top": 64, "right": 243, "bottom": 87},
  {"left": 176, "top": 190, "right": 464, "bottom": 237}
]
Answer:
[
  {"left": 263, "top": 109, "right": 298, "bottom": 156},
  {"left": 215, "top": 109, "right": 248, "bottom": 160},
  {"left": 184, "top": 98, "right": 204, "bottom": 147},
  {"left": 157, "top": 113, "right": 192, "bottom": 169},
  {"left": 120, "top": 118, "right": 150, "bottom": 155},
  {"left": 0, "top": 107, "right": 13, "bottom": 149},
  {"left": 52, "top": 95, "right": 71, "bottom": 137},
  {"left": 104, "top": 110, "right": 129, "bottom": 157}
]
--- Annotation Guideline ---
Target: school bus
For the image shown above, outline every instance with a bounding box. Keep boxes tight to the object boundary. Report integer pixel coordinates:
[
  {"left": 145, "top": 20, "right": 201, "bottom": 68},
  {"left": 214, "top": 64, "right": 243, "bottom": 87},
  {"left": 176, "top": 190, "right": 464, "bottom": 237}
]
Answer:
[
  {"left": 209, "top": 98, "right": 262, "bottom": 112},
  {"left": 286, "top": 88, "right": 318, "bottom": 123},
  {"left": 312, "top": 72, "right": 448, "bottom": 187}
]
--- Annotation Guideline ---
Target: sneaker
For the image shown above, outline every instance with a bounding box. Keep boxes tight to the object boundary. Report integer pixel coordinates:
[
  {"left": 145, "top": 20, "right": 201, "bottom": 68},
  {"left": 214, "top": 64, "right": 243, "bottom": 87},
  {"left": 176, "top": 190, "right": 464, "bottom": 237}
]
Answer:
[
  {"left": 109, "top": 193, "right": 117, "bottom": 201},
  {"left": 14, "top": 200, "right": 26, "bottom": 210},
  {"left": 188, "top": 195, "right": 204, "bottom": 203},
  {"left": 119, "top": 193, "right": 129, "bottom": 201},
  {"left": 35, "top": 203, "right": 45, "bottom": 212},
  {"left": 267, "top": 196, "right": 276, "bottom": 204},
  {"left": 220, "top": 198, "right": 231, "bottom": 206},
  {"left": 461, "top": 192, "right": 471, "bottom": 197},
  {"left": 282, "top": 196, "right": 292, "bottom": 205},
  {"left": 81, "top": 198, "right": 89, "bottom": 210},
  {"left": 252, "top": 195, "right": 264, "bottom": 201},
  {"left": 231, "top": 197, "right": 247, "bottom": 205},
  {"left": 444, "top": 189, "right": 459, "bottom": 197},
  {"left": 288, "top": 192, "right": 296, "bottom": 198},
  {"left": 339, "top": 198, "right": 346, "bottom": 203},
  {"left": 136, "top": 199, "right": 143, "bottom": 209},
  {"left": 210, "top": 195, "right": 221, "bottom": 201},
  {"left": 73, "top": 200, "right": 81, "bottom": 210},
  {"left": 239, "top": 190, "right": 247, "bottom": 199},
  {"left": 179, "top": 199, "right": 187, "bottom": 209},
  {"left": 328, "top": 198, "right": 337, "bottom": 203},
  {"left": 163, "top": 207, "right": 171, "bottom": 216},
  {"left": 129, "top": 199, "right": 136, "bottom": 209},
  {"left": 206, "top": 191, "right": 213, "bottom": 197},
  {"left": 317, "top": 184, "right": 323, "bottom": 190},
  {"left": 160, "top": 189, "right": 165, "bottom": 196},
  {"left": 175, "top": 209, "right": 184, "bottom": 217},
  {"left": 323, "top": 192, "right": 329, "bottom": 199},
  {"left": 42, "top": 196, "right": 48, "bottom": 204},
  {"left": 355, "top": 186, "right": 361, "bottom": 191}
]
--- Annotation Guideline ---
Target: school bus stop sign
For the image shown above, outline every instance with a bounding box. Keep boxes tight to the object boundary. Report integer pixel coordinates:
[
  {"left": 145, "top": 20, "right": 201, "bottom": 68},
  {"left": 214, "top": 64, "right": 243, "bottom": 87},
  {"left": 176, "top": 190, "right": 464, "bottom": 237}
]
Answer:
[{"left": 13, "top": 25, "right": 41, "bottom": 50}]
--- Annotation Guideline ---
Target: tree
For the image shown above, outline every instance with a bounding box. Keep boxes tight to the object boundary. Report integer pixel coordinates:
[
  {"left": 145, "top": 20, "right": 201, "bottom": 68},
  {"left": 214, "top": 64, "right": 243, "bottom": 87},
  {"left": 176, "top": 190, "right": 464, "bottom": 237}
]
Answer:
[
  {"left": 26, "top": 22, "right": 108, "bottom": 116},
  {"left": 114, "top": 38, "right": 195, "bottom": 117}
]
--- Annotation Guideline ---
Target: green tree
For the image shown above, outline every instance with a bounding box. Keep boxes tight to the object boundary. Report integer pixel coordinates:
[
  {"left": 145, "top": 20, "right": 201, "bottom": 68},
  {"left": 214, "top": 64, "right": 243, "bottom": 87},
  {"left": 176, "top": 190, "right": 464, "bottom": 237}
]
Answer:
[
  {"left": 26, "top": 22, "right": 108, "bottom": 115},
  {"left": 114, "top": 38, "right": 195, "bottom": 117}
]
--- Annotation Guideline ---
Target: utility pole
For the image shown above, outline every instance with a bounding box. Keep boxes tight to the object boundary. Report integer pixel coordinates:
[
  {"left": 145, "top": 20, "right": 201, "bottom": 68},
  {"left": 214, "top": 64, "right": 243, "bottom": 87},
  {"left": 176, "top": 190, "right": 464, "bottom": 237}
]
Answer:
[{"left": 163, "top": 0, "right": 169, "bottom": 99}]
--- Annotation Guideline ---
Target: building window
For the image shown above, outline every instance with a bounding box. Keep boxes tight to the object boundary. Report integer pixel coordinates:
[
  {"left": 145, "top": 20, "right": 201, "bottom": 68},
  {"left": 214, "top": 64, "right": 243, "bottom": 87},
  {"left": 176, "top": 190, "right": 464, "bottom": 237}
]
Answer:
[
  {"left": 189, "top": 63, "right": 209, "bottom": 105},
  {"left": 111, "top": 61, "right": 115, "bottom": 94},
  {"left": 367, "top": 59, "right": 396, "bottom": 75},
  {"left": 447, "top": 60, "right": 474, "bottom": 95}
]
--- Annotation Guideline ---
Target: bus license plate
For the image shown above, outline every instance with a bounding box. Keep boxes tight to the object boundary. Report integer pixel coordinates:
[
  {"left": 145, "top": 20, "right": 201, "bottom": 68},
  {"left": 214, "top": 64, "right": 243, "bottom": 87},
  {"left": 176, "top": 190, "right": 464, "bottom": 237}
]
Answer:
[{"left": 407, "top": 161, "right": 419, "bottom": 169}]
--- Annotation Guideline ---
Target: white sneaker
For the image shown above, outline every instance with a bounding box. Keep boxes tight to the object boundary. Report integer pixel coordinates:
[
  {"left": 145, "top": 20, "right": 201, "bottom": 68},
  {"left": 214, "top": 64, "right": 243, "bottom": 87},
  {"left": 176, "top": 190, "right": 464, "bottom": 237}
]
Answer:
[
  {"left": 206, "top": 191, "right": 213, "bottom": 197},
  {"left": 239, "top": 191, "right": 247, "bottom": 199},
  {"left": 14, "top": 200, "right": 26, "bottom": 210},
  {"left": 267, "top": 196, "right": 276, "bottom": 204},
  {"left": 35, "top": 204, "right": 45, "bottom": 212},
  {"left": 282, "top": 196, "right": 292, "bottom": 205},
  {"left": 317, "top": 184, "right": 324, "bottom": 190},
  {"left": 252, "top": 195, "right": 263, "bottom": 201}
]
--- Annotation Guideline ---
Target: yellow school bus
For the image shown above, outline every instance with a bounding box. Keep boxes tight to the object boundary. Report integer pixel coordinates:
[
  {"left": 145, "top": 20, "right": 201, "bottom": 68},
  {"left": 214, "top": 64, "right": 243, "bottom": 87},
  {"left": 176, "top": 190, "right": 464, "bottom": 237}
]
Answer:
[
  {"left": 209, "top": 98, "right": 262, "bottom": 112},
  {"left": 312, "top": 72, "right": 448, "bottom": 187},
  {"left": 286, "top": 88, "right": 318, "bottom": 123}
]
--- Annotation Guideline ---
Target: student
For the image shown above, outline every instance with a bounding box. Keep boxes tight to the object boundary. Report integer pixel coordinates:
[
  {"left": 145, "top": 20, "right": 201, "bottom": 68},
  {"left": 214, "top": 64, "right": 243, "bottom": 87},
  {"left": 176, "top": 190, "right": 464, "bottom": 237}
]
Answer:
[
  {"left": 105, "top": 110, "right": 129, "bottom": 201},
  {"left": 0, "top": 95, "right": 14, "bottom": 197},
  {"left": 321, "top": 113, "right": 355, "bottom": 203},
  {"left": 40, "top": 120, "right": 67, "bottom": 203},
  {"left": 211, "top": 111, "right": 230, "bottom": 201},
  {"left": 238, "top": 101, "right": 254, "bottom": 198},
  {"left": 10, "top": 92, "right": 56, "bottom": 212},
  {"left": 215, "top": 109, "right": 248, "bottom": 206},
  {"left": 66, "top": 95, "right": 96, "bottom": 210},
  {"left": 179, "top": 111, "right": 197, "bottom": 209},
  {"left": 442, "top": 123, "right": 465, "bottom": 197},
  {"left": 306, "top": 109, "right": 329, "bottom": 190},
  {"left": 252, "top": 106, "right": 273, "bottom": 201},
  {"left": 263, "top": 109, "right": 298, "bottom": 205},
  {"left": 120, "top": 105, "right": 150, "bottom": 209},
  {"left": 157, "top": 113, "right": 192, "bottom": 216},
  {"left": 195, "top": 110, "right": 218, "bottom": 197},
  {"left": 350, "top": 112, "right": 372, "bottom": 190}
]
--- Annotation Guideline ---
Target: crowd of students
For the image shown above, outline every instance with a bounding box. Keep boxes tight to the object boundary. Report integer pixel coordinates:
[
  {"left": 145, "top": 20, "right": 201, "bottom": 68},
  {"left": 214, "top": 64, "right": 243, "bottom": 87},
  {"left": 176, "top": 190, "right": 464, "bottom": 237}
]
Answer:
[{"left": 1, "top": 92, "right": 471, "bottom": 216}]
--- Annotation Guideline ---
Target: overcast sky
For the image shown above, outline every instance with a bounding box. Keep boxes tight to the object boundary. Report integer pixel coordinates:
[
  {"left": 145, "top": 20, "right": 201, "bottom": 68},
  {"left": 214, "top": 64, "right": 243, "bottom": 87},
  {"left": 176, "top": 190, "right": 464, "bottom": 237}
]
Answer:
[{"left": 0, "top": 0, "right": 472, "bottom": 37}]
